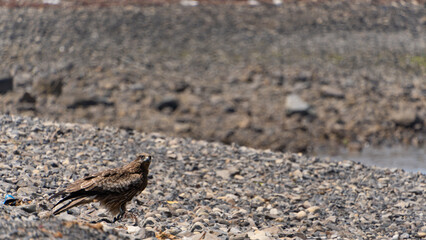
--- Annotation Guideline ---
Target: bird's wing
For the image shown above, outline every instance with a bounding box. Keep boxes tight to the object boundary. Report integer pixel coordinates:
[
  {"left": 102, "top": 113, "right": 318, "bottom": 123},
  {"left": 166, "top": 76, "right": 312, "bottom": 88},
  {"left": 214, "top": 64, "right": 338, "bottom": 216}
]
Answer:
[
  {"left": 88, "top": 172, "right": 144, "bottom": 194},
  {"left": 52, "top": 195, "right": 96, "bottom": 215},
  {"left": 49, "top": 169, "right": 113, "bottom": 199},
  {"left": 63, "top": 169, "right": 119, "bottom": 193}
]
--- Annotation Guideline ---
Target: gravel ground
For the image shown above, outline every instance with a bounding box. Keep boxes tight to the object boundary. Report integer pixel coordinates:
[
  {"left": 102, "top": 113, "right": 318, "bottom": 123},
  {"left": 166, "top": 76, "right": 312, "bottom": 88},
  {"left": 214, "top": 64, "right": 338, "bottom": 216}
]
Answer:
[
  {"left": 0, "top": 114, "right": 425, "bottom": 239},
  {"left": 0, "top": 1, "right": 424, "bottom": 154}
]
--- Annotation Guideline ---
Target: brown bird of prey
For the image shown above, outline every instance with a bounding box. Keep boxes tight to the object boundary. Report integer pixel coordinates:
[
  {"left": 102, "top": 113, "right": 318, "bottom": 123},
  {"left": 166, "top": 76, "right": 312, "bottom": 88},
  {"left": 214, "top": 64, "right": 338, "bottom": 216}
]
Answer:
[{"left": 50, "top": 153, "right": 152, "bottom": 222}]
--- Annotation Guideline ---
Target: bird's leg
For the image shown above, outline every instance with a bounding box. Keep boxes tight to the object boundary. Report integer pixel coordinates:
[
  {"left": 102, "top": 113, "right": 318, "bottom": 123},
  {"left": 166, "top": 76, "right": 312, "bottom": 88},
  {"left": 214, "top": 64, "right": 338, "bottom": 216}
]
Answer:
[
  {"left": 124, "top": 210, "right": 139, "bottom": 226},
  {"left": 113, "top": 206, "right": 125, "bottom": 223}
]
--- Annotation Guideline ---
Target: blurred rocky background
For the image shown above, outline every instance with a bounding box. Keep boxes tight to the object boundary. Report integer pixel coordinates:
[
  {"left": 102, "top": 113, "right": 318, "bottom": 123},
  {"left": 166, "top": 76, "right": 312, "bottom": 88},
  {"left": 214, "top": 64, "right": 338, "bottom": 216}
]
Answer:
[{"left": 0, "top": 0, "right": 424, "bottom": 155}]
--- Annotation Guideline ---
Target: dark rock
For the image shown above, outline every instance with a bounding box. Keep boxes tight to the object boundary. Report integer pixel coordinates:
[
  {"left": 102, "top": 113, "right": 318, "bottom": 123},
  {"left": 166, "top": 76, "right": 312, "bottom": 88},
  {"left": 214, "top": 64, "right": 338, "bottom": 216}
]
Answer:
[
  {"left": 0, "top": 75, "right": 13, "bottom": 94},
  {"left": 295, "top": 71, "right": 312, "bottom": 82},
  {"left": 191, "top": 222, "right": 205, "bottom": 232},
  {"left": 67, "top": 97, "right": 114, "bottom": 109},
  {"left": 142, "top": 217, "right": 157, "bottom": 227},
  {"left": 140, "top": 227, "right": 156, "bottom": 238},
  {"left": 19, "top": 92, "right": 36, "bottom": 104},
  {"left": 225, "top": 106, "right": 236, "bottom": 113},
  {"left": 157, "top": 98, "right": 179, "bottom": 112},
  {"left": 21, "top": 204, "right": 37, "bottom": 213},
  {"left": 172, "top": 81, "right": 189, "bottom": 92}
]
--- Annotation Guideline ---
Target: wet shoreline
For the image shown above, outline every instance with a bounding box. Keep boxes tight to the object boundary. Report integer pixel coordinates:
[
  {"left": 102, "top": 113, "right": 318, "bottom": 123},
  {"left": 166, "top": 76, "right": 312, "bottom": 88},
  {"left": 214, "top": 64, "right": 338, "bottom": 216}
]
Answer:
[{"left": 317, "top": 146, "right": 426, "bottom": 174}]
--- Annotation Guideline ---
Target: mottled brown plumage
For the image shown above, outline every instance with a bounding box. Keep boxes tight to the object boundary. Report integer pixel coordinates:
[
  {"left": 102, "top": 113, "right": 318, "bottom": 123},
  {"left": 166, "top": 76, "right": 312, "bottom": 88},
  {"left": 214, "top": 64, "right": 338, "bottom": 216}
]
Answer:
[{"left": 50, "top": 153, "right": 152, "bottom": 222}]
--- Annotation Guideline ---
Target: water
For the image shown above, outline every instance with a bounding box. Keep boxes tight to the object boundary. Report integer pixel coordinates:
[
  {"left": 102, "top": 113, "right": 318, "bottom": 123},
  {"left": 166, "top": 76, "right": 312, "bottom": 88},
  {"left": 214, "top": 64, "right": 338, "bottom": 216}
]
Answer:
[{"left": 317, "top": 146, "right": 426, "bottom": 174}]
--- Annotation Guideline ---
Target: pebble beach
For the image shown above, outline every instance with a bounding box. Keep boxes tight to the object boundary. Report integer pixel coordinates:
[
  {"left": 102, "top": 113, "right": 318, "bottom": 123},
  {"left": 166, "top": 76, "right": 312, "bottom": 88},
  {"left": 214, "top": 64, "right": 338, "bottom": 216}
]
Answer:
[{"left": 0, "top": 115, "right": 424, "bottom": 239}]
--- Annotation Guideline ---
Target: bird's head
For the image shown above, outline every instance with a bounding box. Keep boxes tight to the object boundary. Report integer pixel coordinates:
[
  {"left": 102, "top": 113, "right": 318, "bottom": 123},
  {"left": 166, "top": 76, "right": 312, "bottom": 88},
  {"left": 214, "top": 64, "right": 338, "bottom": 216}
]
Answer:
[{"left": 128, "top": 153, "right": 152, "bottom": 173}]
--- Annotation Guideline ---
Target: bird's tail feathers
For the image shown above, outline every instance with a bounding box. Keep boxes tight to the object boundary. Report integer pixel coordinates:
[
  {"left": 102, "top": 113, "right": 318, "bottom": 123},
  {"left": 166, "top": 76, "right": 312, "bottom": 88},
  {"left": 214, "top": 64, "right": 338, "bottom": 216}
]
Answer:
[
  {"left": 52, "top": 195, "right": 96, "bottom": 215},
  {"left": 49, "top": 190, "right": 66, "bottom": 200}
]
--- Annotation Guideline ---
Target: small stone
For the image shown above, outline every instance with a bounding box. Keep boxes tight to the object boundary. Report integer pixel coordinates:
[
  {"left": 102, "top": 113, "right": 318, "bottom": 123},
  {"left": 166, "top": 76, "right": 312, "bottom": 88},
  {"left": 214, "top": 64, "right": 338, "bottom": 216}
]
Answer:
[
  {"left": 216, "top": 169, "right": 231, "bottom": 180},
  {"left": 230, "top": 233, "right": 248, "bottom": 240},
  {"left": 62, "top": 158, "right": 70, "bottom": 165},
  {"left": 175, "top": 209, "right": 187, "bottom": 216},
  {"left": 96, "top": 209, "right": 109, "bottom": 218},
  {"left": 191, "top": 222, "right": 205, "bottom": 232},
  {"left": 338, "top": 160, "right": 353, "bottom": 168},
  {"left": 174, "top": 123, "right": 191, "bottom": 133},
  {"left": 296, "top": 211, "right": 307, "bottom": 220},
  {"left": 195, "top": 206, "right": 210, "bottom": 216},
  {"left": 16, "top": 186, "right": 38, "bottom": 197},
  {"left": 400, "top": 233, "right": 409, "bottom": 239},
  {"left": 269, "top": 208, "right": 281, "bottom": 215},
  {"left": 391, "top": 108, "right": 417, "bottom": 126},
  {"left": 302, "top": 201, "right": 311, "bottom": 208},
  {"left": 285, "top": 94, "right": 310, "bottom": 115},
  {"left": 66, "top": 96, "right": 113, "bottom": 109},
  {"left": 38, "top": 211, "right": 52, "bottom": 219},
  {"left": 192, "top": 217, "right": 205, "bottom": 224},
  {"left": 262, "top": 226, "right": 283, "bottom": 235},
  {"left": 127, "top": 226, "right": 141, "bottom": 234},
  {"left": 157, "top": 207, "right": 172, "bottom": 217},
  {"left": 307, "top": 206, "right": 320, "bottom": 214},
  {"left": 408, "top": 187, "right": 423, "bottom": 194},
  {"left": 21, "top": 204, "right": 37, "bottom": 213},
  {"left": 395, "top": 201, "right": 409, "bottom": 208},
  {"left": 57, "top": 213, "right": 76, "bottom": 221},
  {"left": 237, "top": 116, "right": 251, "bottom": 129},
  {"left": 326, "top": 216, "right": 337, "bottom": 223},
  {"left": 219, "top": 194, "right": 238, "bottom": 204},
  {"left": 101, "top": 223, "right": 115, "bottom": 232},
  {"left": 229, "top": 227, "right": 241, "bottom": 234},
  {"left": 247, "top": 230, "right": 272, "bottom": 240},
  {"left": 205, "top": 191, "right": 214, "bottom": 199},
  {"left": 202, "top": 233, "right": 220, "bottom": 240},
  {"left": 156, "top": 97, "right": 179, "bottom": 112},
  {"left": 142, "top": 217, "right": 157, "bottom": 227},
  {"left": 141, "top": 227, "right": 156, "bottom": 238},
  {"left": 13, "top": 72, "right": 32, "bottom": 89},
  {"left": 252, "top": 195, "right": 266, "bottom": 205},
  {"left": 99, "top": 79, "right": 119, "bottom": 90},
  {"left": 234, "top": 174, "right": 244, "bottom": 180},
  {"left": 320, "top": 85, "right": 344, "bottom": 98},
  {"left": 167, "top": 227, "right": 182, "bottom": 235},
  {"left": 417, "top": 232, "right": 426, "bottom": 238},
  {"left": 237, "top": 208, "right": 248, "bottom": 215},
  {"left": 295, "top": 71, "right": 311, "bottom": 81},
  {"left": 172, "top": 81, "right": 189, "bottom": 92},
  {"left": 291, "top": 169, "right": 303, "bottom": 179}
]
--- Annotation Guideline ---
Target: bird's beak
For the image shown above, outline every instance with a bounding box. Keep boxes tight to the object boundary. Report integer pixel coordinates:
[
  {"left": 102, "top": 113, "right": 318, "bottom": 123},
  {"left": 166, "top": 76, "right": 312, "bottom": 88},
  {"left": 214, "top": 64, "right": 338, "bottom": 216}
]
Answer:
[{"left": 143, "top": 155, "right": 152, "bottom": 163}]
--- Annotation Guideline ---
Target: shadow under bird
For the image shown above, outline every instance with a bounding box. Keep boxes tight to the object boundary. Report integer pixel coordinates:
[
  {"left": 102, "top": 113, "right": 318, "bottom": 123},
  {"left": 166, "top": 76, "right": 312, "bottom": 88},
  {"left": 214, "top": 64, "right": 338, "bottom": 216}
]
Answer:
[{"left": 50, "top": 153, "right": 152, "bottom": 223}]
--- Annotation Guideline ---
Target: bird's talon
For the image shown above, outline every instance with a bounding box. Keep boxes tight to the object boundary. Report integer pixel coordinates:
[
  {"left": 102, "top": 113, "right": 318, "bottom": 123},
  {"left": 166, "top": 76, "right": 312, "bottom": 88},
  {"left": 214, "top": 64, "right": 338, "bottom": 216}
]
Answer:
[{"left": 92, "top": 218, "right": 113, "bottom": 224}]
